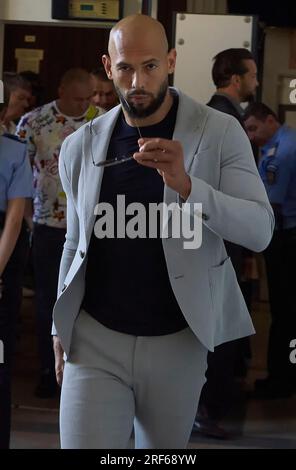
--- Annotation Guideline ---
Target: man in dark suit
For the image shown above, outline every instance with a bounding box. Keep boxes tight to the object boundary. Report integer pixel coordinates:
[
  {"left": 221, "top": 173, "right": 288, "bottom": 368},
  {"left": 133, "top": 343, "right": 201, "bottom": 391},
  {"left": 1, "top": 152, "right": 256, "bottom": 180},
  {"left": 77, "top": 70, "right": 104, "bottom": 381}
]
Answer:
[{"left": 193, "top": 49, "right": 259, "bottom": 439}]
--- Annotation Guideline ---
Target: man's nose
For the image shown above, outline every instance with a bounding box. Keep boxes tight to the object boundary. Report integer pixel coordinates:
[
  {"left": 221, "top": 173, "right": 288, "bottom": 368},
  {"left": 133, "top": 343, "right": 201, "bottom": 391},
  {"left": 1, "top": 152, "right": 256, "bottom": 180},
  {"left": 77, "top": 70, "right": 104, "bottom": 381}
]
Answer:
[{"left": 131, "top": 70, "right": 145, "bottom": 89}]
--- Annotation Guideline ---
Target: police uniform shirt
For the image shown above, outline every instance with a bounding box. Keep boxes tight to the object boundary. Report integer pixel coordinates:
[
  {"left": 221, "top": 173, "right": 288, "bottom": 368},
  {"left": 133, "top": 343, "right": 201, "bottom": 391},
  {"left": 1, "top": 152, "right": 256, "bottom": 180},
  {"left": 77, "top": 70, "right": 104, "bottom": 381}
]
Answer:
[
  {"left": 0, "top": 134, "right": 33, "bottom": 212},
  {"left": 259, "top": 125, "right": 296, "bottom": 230}
]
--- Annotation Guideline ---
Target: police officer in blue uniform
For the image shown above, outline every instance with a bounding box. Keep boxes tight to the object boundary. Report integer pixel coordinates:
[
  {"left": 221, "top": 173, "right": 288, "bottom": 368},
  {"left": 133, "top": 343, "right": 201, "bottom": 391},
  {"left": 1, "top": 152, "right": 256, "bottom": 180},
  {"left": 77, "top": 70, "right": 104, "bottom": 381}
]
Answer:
[
  {"left": 0, "top": 84, "right": 33, "bottom": 448},
  {"left": 245, "top": 102, "right": 296, "bottom": 399}
]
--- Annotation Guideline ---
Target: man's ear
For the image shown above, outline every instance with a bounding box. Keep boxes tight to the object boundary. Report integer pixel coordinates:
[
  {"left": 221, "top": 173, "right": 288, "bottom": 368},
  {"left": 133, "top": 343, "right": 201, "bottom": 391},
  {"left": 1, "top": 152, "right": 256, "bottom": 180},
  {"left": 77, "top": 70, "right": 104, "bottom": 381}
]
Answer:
[
  {"left": 167, "top": 48, "right": 177, "bottom": 75},
  {"left": 102, "top": 55, "right": 112, "bottom": 80},
  {"left": 231, "top": 74, "right": 241, "bottom": 88}
]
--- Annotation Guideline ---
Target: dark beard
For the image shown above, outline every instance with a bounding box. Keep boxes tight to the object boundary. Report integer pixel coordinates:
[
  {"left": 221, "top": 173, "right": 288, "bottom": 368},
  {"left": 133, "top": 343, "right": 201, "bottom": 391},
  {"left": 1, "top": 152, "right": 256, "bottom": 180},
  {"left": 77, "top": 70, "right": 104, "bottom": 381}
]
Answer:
[{"left": 115, "top": 80, "right": 168, "bottom": 119}]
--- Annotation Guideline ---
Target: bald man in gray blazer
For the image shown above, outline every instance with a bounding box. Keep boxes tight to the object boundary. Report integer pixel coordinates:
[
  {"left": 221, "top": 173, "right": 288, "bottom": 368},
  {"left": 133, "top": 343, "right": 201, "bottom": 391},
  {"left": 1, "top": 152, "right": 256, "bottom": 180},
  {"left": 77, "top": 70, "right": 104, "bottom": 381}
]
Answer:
[{"left": 52, "top": 15, "right": 274, "bottom": 450}]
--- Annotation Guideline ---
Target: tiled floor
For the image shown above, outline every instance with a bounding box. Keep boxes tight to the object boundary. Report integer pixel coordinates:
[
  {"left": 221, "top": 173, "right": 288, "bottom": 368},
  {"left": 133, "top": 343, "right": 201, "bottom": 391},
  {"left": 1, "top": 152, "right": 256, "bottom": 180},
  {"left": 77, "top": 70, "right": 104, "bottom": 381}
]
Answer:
[{"left": 10, "top": 297, "right": 296, "bottom": 449}]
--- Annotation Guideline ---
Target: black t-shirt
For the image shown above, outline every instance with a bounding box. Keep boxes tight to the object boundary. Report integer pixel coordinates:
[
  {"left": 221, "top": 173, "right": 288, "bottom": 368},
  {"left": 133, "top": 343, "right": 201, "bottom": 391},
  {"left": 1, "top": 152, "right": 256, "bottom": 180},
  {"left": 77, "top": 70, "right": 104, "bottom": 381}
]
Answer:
[{"left": 82, "top": 93, "right": 188, "bottom": 335}]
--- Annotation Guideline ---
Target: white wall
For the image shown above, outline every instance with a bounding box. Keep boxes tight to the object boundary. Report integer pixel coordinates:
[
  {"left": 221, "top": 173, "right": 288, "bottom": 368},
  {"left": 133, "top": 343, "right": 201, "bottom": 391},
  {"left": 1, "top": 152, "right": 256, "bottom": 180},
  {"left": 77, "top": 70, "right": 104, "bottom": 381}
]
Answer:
[
  {"left": 124, "top": 0, "right": 143, "bottom": 17},
  {"left": 1, "top": 0, "right": 52, "bottom": 23},
  {"left": 262, "top": 28, "right": 296, "bottom": 112}
]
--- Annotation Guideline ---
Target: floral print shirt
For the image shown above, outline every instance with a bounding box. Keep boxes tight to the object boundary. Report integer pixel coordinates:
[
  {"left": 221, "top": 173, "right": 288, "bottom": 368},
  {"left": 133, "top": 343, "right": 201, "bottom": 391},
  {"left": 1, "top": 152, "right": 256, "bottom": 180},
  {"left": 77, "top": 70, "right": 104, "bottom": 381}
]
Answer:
[{"left": 17, "top": 101, "right": 94, "bottom": 228}]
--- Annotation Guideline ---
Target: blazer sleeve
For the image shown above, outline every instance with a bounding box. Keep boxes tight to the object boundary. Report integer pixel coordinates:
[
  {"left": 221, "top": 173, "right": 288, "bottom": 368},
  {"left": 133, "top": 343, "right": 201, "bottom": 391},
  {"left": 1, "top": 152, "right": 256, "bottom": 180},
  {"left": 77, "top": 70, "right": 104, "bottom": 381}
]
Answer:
[
  {"left": 51, "top": 136, "right": 80, "bottom": 336},
  {"left": 184, "top": 117, "right": 275, "bottom": 252},
  {"left": 57, "top": 136, "right": 80, "bottom": 296}
]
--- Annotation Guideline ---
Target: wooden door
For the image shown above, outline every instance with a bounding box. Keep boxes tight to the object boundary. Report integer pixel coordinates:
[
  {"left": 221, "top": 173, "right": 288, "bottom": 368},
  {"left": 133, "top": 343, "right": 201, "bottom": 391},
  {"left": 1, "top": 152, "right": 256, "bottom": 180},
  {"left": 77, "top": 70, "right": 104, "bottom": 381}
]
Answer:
[{"left": 3, "top": 24, "right": 110, "bottom": 103}]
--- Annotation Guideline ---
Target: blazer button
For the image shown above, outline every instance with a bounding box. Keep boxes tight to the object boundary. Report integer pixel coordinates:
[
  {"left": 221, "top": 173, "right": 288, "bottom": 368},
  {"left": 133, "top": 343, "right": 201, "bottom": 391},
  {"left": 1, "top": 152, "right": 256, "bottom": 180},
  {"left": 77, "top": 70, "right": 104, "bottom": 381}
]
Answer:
[
  {"left": 79, "top": 250, "right": 85, "bottom": 259},
  {"left": 61, "top": 284, "right": 67, "bottom": 293}
]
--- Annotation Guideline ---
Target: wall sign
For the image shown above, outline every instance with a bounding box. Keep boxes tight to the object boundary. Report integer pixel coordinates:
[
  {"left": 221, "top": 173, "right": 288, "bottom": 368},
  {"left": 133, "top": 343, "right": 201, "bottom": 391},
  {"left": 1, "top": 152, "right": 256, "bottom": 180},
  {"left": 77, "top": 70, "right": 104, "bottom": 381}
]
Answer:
[{"left": 15, "top": 49, "right": 44, "bottom": 74}]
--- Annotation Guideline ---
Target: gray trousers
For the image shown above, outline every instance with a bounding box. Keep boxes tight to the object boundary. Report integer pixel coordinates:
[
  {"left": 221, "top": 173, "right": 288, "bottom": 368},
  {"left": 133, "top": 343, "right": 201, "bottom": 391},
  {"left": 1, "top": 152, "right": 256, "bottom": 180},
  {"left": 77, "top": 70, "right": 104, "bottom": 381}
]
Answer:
[{"left": 60, "top": 310, "right": 208, "bottom": 449}]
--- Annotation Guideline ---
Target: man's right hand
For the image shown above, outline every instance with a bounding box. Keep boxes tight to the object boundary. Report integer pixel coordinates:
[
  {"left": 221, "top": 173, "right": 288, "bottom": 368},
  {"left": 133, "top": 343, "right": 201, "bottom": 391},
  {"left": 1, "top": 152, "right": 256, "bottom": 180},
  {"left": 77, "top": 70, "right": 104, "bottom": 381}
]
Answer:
[{"left": 53, "top": 336, "right": 65, "bottom": 386}]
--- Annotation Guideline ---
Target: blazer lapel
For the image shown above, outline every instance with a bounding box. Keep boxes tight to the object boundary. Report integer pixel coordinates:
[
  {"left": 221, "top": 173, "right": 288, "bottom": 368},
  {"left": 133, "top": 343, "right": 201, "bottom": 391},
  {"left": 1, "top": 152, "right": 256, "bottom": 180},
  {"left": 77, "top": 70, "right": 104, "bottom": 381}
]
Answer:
[
  {"left": 163, "top": 89, "right": 209, "bottom": 207},
  {"left": 82, "top": 106, "right": 121, "bottom": 244}
]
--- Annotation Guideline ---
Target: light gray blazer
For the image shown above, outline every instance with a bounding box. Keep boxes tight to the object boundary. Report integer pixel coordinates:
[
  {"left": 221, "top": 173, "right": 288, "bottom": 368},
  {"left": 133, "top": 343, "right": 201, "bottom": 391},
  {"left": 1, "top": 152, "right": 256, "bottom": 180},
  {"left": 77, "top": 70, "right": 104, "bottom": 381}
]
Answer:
[{"left": 52, "top": 89, "right": 274, "bottom": 356}]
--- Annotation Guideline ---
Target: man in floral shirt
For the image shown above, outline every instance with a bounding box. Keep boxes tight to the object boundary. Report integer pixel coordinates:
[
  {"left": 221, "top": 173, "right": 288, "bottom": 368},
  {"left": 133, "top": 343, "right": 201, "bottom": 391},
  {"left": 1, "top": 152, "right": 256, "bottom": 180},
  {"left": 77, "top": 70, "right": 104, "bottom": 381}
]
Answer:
[{"left": 17, "top": 68, "right": 102, "bottom": 397}]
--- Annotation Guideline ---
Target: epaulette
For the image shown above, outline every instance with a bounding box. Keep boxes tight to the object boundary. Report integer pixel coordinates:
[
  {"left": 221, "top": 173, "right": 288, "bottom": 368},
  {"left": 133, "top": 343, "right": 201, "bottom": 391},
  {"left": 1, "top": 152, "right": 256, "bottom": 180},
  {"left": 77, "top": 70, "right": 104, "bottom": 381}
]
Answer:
[{"left": 2, "top": 133, "right": 26, "bottom": 144}]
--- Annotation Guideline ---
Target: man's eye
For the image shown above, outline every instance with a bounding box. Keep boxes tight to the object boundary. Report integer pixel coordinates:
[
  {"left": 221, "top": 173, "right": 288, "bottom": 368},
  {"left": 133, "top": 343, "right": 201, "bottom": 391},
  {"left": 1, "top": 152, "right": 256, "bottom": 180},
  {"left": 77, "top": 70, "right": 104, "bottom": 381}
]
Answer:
[{"left": 146, "top": 64, "right": 157, "bottom": 70}]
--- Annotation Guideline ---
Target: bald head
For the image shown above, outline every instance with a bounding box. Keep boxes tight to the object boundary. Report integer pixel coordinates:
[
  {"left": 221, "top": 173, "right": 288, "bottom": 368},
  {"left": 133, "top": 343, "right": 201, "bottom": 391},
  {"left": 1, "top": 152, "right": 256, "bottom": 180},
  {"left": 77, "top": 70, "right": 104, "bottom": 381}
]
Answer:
[
  {"left": 109, "top": 14, "right": 169, "bottom": 58},
  {"left": 58, "top": 68, "right": 93, "bottom": 117},
  {"left": 102, "top": 14, "right": 176, "bottom": 123}
]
